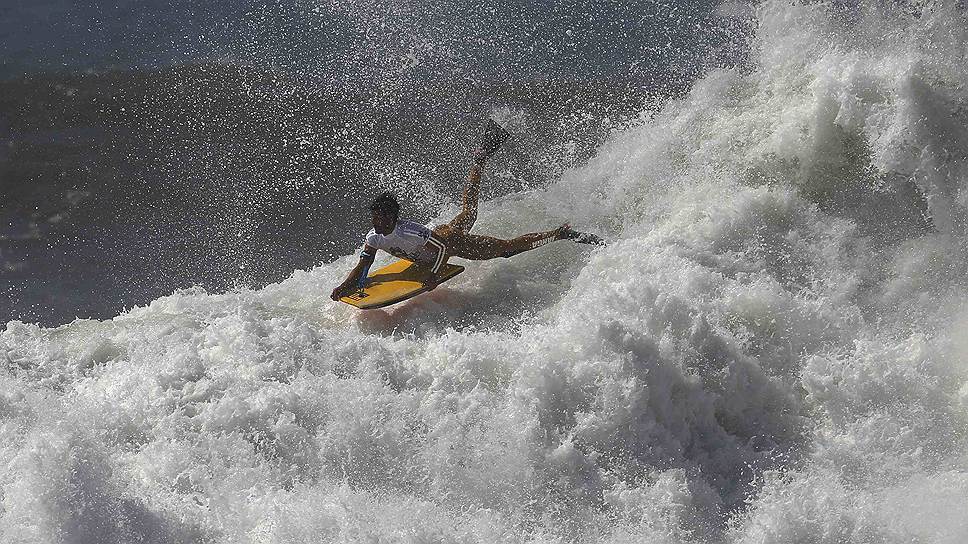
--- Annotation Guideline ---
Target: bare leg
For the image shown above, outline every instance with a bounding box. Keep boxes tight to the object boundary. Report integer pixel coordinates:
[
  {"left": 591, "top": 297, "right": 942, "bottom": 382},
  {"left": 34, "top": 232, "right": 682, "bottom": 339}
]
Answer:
[
  {"left": 448, "top": 163, "right": 483, "bottom": 233},
  {"left": 447, "top": 225, "right": 567, "bottom": 260}
]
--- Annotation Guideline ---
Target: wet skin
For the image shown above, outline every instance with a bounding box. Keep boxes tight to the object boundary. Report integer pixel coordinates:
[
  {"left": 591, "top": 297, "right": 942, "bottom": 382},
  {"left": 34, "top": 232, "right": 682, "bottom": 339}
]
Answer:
[{"left": 371, "top": 211, "right": 396, "bottom": 235}]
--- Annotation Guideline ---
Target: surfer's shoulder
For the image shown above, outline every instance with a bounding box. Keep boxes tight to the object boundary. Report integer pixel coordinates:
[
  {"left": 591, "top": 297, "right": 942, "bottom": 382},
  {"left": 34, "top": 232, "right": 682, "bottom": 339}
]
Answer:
[
  {"left": 365, "top": 228, "right": 381, "bottom": 245},
  {"left": 397, "top": 219, "right": 431, "bottom": 236}
]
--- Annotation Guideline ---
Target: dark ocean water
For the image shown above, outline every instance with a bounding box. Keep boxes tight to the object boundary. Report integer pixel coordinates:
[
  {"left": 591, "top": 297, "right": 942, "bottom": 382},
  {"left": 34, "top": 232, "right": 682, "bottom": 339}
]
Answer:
[{"left": 1, "top": 0, "right": 749, "bottom": 326}]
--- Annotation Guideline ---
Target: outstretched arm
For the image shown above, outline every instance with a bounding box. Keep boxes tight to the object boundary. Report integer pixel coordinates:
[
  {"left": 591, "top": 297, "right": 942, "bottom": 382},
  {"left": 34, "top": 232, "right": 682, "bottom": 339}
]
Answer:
[{"left": 331, "top": 246, "right": 376, "bottom": 300}]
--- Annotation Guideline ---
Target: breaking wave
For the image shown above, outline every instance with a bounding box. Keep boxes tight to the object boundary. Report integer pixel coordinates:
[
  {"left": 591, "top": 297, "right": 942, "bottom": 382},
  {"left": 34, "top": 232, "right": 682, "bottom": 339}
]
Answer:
[{"left": 3, "top": 1, "right": 968, "bottom": 542}]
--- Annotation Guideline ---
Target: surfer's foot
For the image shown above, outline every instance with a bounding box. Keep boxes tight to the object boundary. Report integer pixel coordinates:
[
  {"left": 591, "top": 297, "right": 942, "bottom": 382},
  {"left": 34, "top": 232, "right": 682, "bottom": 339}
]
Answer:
[
  {"left": 555, "top": 223, "right": 573, "bottom": 240},
  {"left": 475, "top": 119, "right": 510, "bottom": 164},
  {"left": 557, "top": 224, "right": 607, "bottom": 246}
]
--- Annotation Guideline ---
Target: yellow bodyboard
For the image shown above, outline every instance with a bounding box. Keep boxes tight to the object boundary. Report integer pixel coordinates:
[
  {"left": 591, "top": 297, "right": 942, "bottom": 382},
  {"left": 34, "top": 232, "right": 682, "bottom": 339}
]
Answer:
[{"left": 340, "top": 259, "right": 465, "bottom": 309}]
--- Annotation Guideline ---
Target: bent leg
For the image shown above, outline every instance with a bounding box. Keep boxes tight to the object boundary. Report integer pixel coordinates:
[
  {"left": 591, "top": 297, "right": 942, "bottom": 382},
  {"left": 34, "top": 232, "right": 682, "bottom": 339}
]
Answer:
[{"left": 448, "top": 163, "right": 483, "bottom": 233}]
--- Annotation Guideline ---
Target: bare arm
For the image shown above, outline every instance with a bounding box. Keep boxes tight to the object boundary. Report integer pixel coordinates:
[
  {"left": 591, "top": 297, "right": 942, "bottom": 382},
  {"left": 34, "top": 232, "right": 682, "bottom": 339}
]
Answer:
[{"left": 331, "top": 246, "right": 376, "bottom": 300}]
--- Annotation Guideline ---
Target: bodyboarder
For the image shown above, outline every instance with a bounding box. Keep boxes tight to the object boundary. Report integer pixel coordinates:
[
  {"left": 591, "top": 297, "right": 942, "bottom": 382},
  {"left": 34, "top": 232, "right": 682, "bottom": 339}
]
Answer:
[{"left": 330, "top": 120, "right": 604, "bottom": 301}]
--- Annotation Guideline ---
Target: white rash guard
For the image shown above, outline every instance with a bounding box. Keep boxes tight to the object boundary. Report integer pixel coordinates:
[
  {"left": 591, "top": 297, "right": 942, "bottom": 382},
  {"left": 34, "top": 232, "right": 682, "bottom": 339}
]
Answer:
[{"left": 362, "top": 219, "right": 446, "bottom": 273}]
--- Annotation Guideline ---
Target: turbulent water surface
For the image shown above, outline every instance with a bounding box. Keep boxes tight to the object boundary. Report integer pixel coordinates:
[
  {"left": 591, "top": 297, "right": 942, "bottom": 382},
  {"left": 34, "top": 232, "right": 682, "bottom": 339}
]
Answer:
[{"left": 3, "top": 1, "right": 968, "bottom": 543}]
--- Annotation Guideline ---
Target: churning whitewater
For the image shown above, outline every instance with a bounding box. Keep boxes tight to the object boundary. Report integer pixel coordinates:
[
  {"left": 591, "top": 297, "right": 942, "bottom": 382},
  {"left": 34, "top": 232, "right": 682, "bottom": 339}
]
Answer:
[{"left": 3, "top": 2, "right": 968, "bottom": 542}]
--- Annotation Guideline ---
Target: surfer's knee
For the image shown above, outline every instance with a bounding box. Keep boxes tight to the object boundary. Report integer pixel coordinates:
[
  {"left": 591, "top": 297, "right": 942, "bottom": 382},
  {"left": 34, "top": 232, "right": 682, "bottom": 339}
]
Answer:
[
  {"left": 498, "top": 240, "right": 520, "bottom": 258},
  {"left": 470, "top": 239, "right": 513, "bottom": 259},
  {"left": 458, "top": 212, "right": 478, "bottom": 232}
]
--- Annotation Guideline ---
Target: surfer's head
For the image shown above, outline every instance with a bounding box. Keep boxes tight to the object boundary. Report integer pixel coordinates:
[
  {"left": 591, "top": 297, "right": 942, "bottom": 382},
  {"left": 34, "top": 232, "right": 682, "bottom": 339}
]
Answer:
[{"left": 370, "top": 191, "right": 399, "bottom": 235}]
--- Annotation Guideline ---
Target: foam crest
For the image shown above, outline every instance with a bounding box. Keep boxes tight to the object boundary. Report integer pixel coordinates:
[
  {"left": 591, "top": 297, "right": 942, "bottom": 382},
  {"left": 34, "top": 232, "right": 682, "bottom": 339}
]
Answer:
[{"left": 4, "top": 1, "right": 968, "bottom": 542}]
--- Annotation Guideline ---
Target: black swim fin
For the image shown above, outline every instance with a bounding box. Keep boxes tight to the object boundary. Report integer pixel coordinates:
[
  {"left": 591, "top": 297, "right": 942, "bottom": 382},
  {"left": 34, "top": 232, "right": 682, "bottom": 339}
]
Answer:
[
  {"left": 562, "top": 228, "right": 607, "bottom": 246},
  {"left": 476, "top": 119, "right": 510, "bottom": 163}
]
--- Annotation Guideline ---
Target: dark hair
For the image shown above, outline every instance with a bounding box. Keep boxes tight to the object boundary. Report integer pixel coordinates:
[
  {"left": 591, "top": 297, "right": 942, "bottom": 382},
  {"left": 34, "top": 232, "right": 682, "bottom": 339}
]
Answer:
[{"left": 370, "top": 191, "right": 400, "bottom": 217}]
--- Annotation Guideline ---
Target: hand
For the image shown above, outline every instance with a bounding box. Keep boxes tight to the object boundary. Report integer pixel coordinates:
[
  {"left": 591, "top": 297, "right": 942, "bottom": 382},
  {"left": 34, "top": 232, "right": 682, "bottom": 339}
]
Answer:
[{"left": 331, "top": 285, "right": 348, "bottom": 301}]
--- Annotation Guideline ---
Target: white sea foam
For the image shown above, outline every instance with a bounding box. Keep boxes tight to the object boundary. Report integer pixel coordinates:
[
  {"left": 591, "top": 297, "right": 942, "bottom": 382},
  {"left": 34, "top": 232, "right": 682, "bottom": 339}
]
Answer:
[{"left": 3, "top": 1, "right": 968, "bottom": 542}]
